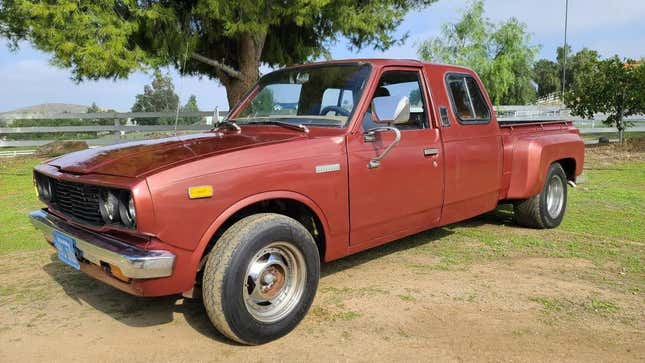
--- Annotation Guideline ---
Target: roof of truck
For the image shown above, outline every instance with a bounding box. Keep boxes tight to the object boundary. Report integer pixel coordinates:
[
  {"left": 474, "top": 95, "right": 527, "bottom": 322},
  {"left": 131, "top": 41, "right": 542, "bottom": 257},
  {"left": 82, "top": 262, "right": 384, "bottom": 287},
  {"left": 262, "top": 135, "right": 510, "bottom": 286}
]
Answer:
[{"left": 287, "top": 58, "right": 474, "bottom": 73}]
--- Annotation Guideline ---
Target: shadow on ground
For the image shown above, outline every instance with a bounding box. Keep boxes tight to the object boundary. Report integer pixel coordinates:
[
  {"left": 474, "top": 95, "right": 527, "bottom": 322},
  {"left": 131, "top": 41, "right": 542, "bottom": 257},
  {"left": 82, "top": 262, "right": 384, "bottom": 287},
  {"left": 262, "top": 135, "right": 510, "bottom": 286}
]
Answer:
[{"left": 41, "top": 206, "right": 518, "bottom": 342}]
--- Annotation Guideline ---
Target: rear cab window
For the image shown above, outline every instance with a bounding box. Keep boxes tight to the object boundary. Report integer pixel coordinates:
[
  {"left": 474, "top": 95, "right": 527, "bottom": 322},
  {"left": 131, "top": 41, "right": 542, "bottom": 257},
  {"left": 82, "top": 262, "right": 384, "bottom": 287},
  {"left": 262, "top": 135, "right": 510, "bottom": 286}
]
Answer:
[{"left": 445, "top": 73, "right": 490, "bottom": 124}]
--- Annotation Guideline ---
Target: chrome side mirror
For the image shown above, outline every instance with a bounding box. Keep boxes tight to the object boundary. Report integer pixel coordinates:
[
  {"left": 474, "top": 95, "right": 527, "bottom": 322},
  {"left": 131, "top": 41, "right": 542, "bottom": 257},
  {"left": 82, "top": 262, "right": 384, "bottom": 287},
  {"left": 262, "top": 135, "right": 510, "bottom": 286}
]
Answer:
[
  {"left": 363, "top": 126, "right": 401, "bottom": 169},
  {"left": 371, "top": 95, "right": 410, "bottom": 124}
]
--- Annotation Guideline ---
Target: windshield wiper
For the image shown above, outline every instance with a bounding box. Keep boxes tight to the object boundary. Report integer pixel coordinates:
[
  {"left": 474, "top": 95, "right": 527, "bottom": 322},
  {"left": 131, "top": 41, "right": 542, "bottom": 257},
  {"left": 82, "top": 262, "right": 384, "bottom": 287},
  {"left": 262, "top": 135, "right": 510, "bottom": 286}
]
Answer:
[
  {"left": 212, "top": 119, "right": 241, "bottom": 132},
  {"left": 246, "top": 120, "right": 309, "bottom": 133}
]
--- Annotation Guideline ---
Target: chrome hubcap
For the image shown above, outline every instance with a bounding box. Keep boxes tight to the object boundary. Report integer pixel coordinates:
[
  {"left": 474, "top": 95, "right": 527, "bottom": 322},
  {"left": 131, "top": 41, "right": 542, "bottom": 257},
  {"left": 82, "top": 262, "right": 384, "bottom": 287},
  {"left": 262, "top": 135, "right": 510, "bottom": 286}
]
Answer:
[
  {"left": 243, "top": 242, "right": 306, "bottom": 323},
  {"left": 546, "top": 175, "right": 564, "bottom": 218}
]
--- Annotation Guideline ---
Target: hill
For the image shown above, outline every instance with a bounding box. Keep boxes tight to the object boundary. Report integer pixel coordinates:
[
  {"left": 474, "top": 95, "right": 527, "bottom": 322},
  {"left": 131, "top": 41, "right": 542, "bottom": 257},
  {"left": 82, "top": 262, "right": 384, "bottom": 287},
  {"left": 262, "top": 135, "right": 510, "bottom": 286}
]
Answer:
[{"left": 0, "top": 103, "right": 90, "bottom": 116}]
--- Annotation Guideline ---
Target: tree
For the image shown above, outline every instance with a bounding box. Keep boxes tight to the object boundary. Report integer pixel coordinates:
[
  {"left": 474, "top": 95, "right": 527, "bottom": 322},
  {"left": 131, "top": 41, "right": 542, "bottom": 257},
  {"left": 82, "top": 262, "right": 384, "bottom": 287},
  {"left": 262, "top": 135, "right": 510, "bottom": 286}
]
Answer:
[
  {"left": 564, "top": 57, "right": 645, "bottom": 143},
  {"left": 179, "top": 95, "right": 201, "bottom": 125},
  {"left": 417, "top": 0, "right": 538, "bottom": 105},
  {"left": 86, "top": 102, "right": 100, "bottom": 114},
  {"left": 568, "top": 48, "right": 600, "bottom": 89},
  {"left": 534, "top": 47, "right": 600, "bottom": 100},
  {"left": 409, "top": 89, "right": 421, "bottom": 106},
  {"left": 1, "top": 0, "right": 435, "bottom": 108},
  {"left": 239, "top": 88, "right": 275, "bottom": 117},
  {"left": 131, "top": 71, "right": 179, "bottom": 125},
  {"left": 85, "top": 102, "right": 116, "bottom": 126},
  {"left": 533, "top": 59, "right": 560, "bottom": 98}
]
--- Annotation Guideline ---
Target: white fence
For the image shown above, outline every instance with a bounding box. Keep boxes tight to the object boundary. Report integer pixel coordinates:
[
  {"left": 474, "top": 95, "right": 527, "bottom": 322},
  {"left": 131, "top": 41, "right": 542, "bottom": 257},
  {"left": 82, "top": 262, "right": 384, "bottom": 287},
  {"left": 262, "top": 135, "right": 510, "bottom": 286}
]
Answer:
[
  {"left": 0, "top": 110, "right": 227, "bottom": 147},
  {"left": 0, "top": 106, "right": 643, "bottom": 150}
]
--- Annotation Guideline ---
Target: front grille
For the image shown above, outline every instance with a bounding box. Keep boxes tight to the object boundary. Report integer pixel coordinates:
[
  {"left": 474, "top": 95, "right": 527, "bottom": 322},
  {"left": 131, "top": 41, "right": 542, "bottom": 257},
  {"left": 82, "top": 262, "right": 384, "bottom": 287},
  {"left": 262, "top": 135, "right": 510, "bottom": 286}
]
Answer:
[{"left": 50, "top": 178, "right": 104, "bottom": 226}]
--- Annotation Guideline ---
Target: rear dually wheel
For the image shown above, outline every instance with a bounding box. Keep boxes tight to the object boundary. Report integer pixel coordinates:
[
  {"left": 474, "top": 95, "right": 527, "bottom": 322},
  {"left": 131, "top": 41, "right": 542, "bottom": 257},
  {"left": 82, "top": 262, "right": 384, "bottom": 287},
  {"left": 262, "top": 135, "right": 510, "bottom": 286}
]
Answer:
[{"left": 514, "top": 162, "right": 568, "bottom": 229}]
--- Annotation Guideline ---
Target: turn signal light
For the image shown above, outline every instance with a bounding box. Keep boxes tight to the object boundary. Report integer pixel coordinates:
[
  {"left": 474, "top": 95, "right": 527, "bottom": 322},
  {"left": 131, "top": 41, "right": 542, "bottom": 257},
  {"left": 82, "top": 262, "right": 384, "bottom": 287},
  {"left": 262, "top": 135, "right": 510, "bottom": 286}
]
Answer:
[
  {"left": 109, "top": 265, "right": 130, "bottom": 282},
  {"left": 188, "top": 185, "right": 213, "bottom": 199}
]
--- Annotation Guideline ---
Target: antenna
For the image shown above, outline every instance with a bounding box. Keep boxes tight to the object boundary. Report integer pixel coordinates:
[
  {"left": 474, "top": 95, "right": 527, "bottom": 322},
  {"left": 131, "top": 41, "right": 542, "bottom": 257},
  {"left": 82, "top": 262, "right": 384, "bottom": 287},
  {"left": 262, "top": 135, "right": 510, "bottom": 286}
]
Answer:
[{"left": 174, "top": 43, "right": 190, "bottom": 136}]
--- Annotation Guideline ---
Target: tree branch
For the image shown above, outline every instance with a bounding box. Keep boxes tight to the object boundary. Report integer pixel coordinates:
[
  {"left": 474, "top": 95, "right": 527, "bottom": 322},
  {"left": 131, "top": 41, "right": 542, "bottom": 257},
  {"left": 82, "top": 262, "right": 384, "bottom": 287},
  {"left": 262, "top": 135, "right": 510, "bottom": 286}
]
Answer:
[{"left": 191, "top": 53, "right": 242, "bottom": 79}]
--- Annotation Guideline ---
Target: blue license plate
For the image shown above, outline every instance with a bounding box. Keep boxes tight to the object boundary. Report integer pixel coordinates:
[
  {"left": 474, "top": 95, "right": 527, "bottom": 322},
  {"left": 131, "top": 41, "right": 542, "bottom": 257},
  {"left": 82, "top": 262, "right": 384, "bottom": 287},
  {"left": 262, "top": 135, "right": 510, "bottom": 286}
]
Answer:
[{"left": 52, "top": 230, "right": 80, "bottom": 270}]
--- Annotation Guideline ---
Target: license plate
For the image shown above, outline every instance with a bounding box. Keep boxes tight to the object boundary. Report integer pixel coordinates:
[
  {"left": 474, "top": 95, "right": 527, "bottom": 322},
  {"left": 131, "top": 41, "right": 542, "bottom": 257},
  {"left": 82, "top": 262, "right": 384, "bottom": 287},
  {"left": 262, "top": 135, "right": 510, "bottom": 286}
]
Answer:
[{"left": 52, "top": 230, "right": 80, "bottom": 270}]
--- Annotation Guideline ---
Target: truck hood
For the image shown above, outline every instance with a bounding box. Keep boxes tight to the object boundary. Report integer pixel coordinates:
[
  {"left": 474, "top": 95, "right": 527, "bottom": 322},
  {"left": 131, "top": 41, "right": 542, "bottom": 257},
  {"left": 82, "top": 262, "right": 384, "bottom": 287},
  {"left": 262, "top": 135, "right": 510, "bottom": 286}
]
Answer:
[{"left": 48, "top": 131, "right": 303, "bottom": 178}]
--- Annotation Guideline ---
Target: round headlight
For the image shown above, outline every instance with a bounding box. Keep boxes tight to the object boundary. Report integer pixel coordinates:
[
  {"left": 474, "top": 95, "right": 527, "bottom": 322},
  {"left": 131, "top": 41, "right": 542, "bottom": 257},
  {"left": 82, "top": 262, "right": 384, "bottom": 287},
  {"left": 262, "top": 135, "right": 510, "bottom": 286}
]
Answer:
[
  {"left": 119, "top": 192, "right": 136, "bottom": 228},
  {"left": 99, "top": 190, "right": 120, "bottom": 223},
  {"left": 128, "top": 197, "right": 136, "bottom": 220}
]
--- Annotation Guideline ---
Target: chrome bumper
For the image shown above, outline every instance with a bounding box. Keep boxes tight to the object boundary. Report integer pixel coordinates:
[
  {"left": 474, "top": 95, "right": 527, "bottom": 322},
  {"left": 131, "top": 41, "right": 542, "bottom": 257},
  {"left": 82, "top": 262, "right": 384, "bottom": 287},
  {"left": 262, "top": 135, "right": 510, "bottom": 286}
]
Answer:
[{"left": 29, "top": 210, "right": 175, "bottom": 279}]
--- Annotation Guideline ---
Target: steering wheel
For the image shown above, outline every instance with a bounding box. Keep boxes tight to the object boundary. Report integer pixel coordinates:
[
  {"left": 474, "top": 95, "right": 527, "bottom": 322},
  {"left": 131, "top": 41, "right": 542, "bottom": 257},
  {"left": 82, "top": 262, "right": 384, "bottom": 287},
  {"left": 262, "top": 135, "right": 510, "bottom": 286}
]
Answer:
[{"left": 319, "top": 105, "right": 350, "bottom": 117}]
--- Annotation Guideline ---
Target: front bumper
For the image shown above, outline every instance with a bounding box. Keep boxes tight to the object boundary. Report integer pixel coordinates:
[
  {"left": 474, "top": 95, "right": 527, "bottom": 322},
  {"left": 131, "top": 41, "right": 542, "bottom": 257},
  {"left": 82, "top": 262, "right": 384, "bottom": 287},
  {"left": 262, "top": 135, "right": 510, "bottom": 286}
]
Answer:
[{"left": 29, "top": 209, "right": 175, "bottom": 279}]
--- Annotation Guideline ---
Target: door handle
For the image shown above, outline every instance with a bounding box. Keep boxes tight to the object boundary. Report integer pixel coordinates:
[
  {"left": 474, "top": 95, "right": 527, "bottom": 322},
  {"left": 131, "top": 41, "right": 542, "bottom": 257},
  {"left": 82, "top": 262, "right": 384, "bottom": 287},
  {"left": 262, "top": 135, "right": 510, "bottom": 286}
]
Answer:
[{"left": 424, "top": 148, "right": 440, "bottom": 156}]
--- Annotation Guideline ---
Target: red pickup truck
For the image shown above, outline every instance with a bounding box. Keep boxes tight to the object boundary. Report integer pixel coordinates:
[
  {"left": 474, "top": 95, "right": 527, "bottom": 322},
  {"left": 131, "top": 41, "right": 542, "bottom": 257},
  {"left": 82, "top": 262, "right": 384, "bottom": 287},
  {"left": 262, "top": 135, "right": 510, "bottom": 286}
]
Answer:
[{"left": 30, "top": 59, "right": 584, "bottom": 344}]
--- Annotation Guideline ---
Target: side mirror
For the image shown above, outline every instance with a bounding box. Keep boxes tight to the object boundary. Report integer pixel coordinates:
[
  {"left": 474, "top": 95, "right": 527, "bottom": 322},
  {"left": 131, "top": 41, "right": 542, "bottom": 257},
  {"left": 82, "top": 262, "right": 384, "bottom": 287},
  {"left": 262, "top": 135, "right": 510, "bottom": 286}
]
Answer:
[{"left": 371, "top": 96, "right": 410, "bottom": 124}]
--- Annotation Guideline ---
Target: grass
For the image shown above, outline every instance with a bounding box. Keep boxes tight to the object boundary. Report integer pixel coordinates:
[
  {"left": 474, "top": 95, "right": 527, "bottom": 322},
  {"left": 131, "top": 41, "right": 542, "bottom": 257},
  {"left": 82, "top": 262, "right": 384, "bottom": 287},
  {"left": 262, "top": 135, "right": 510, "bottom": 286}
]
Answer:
[
  {"left": 0, "top": 146, "right": 38, "bottom": 151},
  {"left": 0, "top": 157, "right": 45, "bottom": 254},
  {"left": 530, "top": 295, "right": 621, "bottom": 320},
  {"left": 400, "top": 160, "right": 645, "bottom": 279},
  {"left": 580, "top": 130, "right": 645, "bottom": 142}
]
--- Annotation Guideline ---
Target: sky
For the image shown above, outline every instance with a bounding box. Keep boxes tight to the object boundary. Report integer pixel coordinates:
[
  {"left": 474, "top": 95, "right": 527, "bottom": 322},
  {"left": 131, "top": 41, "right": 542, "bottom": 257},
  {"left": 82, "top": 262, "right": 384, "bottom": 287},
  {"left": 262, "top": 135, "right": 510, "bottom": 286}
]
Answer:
[{"left": 0, "top": 0, "right": 643, "bottom": 112}]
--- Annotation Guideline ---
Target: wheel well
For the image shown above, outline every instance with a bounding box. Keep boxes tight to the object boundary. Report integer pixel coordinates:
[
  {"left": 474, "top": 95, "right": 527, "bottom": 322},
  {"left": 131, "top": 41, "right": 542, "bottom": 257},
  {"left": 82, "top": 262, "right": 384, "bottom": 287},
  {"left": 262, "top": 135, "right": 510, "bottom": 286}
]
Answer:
[
  {"left": 203, "top": 198, "right": 326, "bottom": 262},
  {"left": 555, "top": 158, "right": 576, "bottom": 181}
]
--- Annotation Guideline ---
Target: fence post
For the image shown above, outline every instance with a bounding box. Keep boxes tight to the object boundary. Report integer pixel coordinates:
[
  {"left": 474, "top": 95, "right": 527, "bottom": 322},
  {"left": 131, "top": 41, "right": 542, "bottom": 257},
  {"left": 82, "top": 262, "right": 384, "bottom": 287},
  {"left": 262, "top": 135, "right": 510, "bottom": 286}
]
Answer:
[{"left": 114, "top": 118, "right": 120, "bottom": 140}]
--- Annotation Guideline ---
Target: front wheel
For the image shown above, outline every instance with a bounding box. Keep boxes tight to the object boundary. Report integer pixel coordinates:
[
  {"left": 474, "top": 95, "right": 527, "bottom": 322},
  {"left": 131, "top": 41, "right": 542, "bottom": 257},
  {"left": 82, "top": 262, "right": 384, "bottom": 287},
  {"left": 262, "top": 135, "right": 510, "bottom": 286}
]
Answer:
[
  {"left": 514, "top": 163, "right": 568, "bottom": 229},
  {"left": 202, "top": 213, "right": 320, "bottom": 345}
]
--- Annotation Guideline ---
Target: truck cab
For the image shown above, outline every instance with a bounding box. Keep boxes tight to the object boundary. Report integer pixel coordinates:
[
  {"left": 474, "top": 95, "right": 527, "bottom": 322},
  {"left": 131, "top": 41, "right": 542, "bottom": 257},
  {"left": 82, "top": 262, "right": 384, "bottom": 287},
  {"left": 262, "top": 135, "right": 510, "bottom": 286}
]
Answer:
[{"left": 30, "top": 59, "right": 584, "bottom": 345}]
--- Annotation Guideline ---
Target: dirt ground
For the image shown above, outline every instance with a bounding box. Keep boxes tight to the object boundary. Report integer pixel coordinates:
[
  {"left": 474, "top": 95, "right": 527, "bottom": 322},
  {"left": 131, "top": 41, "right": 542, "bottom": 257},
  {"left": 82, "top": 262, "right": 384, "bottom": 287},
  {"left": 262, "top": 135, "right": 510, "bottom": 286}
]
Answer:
[{"left": 1, "top": 142, "right": 643, "bottom": 362}]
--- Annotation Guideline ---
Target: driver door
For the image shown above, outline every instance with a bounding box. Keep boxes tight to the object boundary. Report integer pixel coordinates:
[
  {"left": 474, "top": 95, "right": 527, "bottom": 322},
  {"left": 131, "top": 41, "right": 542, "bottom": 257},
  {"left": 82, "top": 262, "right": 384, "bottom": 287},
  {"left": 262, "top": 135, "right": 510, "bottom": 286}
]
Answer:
[{"left": 347, "top": 67, "right": 444, "bottom": 249}]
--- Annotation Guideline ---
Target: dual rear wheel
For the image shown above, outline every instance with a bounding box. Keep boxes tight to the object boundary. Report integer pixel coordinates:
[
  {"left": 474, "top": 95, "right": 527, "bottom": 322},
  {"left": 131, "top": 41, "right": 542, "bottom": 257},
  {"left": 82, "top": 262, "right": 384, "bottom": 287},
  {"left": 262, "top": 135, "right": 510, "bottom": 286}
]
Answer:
[{"left": 514, "top": 162, "right": 568, "bottom": 229}]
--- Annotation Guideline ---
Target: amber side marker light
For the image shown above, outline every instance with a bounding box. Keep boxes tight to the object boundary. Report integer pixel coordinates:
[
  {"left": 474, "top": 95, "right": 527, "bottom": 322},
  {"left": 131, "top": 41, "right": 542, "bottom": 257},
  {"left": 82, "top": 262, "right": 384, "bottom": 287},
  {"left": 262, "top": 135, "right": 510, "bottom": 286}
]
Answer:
[{"left": 188, "top": 185, "right": 213, "bottom": 199}]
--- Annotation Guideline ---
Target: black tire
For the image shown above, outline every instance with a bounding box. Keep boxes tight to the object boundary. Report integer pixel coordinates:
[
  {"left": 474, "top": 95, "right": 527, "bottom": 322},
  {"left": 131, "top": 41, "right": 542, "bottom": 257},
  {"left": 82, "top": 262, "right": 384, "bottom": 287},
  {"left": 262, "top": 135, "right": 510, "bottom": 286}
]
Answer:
[
  {"left": 202, "top": 213, "right": 320, "bottom": 345},
  {"left": 514, "top": 163, "right": 568, "bottom": 229}
]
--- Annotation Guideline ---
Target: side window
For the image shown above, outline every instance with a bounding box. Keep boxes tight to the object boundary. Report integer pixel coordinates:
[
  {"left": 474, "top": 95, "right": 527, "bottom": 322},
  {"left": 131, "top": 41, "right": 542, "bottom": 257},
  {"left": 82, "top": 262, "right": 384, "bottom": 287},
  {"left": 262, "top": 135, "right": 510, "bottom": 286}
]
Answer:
[
  {"left": 446, "top": 74, "right": 490, "bottom": 123},
  {"left": 363, "top": 70, "right": 428, "bottom": 131}
]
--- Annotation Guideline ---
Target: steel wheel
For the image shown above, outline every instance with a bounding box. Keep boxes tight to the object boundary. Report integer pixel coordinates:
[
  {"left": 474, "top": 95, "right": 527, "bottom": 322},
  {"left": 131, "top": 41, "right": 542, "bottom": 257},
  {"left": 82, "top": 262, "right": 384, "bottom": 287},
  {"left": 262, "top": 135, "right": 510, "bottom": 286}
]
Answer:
[
  {"left": 514, "top": 163, "right": 568, "bottom": 229},
  {"left": 243, "top": 241, "right": 307, "bottom": 323},
  {"left": 203, "top": 214, "right": 320, "bottom": 344},
  {"left": 546, "top": 174, "right": 564, "bottom": 219}
]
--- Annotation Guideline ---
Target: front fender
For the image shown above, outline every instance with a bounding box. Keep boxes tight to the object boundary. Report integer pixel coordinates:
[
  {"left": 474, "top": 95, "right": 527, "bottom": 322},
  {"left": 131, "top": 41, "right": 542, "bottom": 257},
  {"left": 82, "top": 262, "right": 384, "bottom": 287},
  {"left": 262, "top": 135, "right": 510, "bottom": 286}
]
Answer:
[
  {"left": 186, "top": 190, "right": 332, "bottom": 282},
  {"left": 506, "top": 133, "right": 584, "bottom": 199}
]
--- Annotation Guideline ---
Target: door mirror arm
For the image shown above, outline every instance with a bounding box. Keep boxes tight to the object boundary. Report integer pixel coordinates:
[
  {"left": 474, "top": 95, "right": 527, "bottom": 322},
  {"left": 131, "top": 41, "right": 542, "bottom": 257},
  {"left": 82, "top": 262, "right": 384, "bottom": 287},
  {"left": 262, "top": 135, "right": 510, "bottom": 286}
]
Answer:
[{"left": 363, "top": 126, "right": 401, "bottom": 169}]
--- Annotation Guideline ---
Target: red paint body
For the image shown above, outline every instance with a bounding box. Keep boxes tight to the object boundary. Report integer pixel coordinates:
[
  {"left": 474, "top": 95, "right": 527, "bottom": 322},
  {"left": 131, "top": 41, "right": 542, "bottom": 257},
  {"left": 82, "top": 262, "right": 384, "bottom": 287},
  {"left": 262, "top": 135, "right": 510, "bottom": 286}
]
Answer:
[{"left": 34, "top": 59, "right": 584, "bottom": 296}]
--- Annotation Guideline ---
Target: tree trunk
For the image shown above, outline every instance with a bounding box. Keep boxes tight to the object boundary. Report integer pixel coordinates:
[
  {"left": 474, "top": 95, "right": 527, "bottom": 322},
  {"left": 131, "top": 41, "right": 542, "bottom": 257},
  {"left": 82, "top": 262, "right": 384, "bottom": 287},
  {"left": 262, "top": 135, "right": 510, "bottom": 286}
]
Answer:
[
  {"left": 224, "top": 72, "right": 258, "bottom": 109},
  {"left": 221, "top": 32, "right": 266, "bottom": 109},
  {"left": 617, "top": 105, "right": 625, "bottom": 144}
]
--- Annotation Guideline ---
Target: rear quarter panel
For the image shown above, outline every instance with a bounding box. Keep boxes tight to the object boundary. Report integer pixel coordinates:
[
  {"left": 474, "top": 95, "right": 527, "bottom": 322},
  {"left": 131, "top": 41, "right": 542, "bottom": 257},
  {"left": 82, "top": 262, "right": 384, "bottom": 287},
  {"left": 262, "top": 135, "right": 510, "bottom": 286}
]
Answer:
[{"left": 502, "top": 127, "right": 584, "bottom": 199}]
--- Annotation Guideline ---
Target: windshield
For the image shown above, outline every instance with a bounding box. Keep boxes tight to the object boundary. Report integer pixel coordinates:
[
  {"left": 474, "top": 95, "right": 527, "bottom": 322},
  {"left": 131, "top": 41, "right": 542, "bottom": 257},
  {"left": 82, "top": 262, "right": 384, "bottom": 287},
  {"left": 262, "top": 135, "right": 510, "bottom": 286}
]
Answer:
[{"left": 233, "top": 63, "right": 371, "bottom": 127}]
